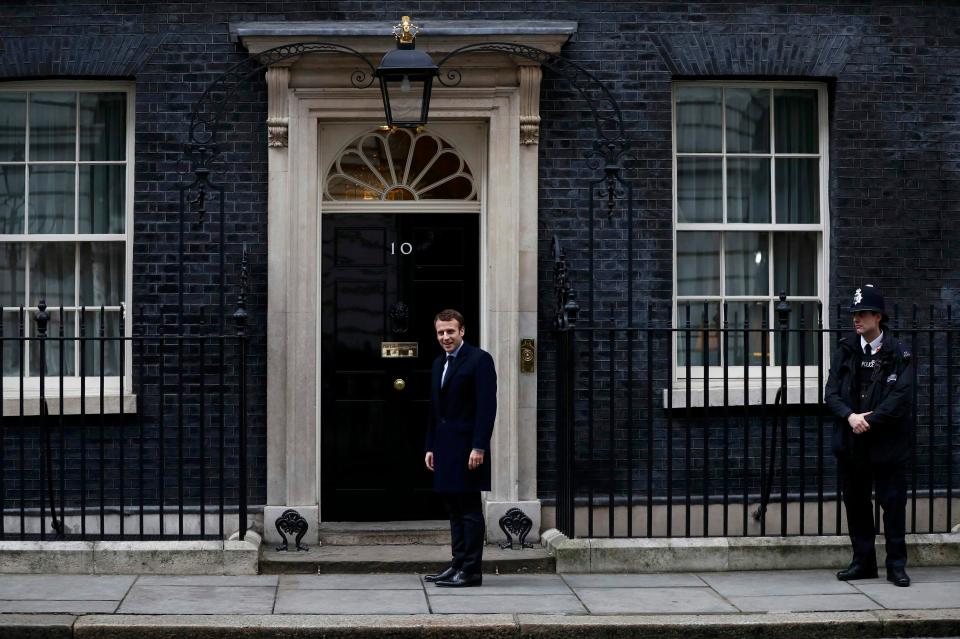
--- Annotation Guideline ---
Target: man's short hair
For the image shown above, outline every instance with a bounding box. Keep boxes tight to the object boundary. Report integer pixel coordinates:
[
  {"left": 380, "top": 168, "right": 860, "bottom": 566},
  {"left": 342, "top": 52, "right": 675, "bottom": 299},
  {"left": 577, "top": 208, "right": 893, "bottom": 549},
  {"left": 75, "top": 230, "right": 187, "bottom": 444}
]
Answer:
[{"left": 434, "top": 309, "right": 465, "bottom": 329}]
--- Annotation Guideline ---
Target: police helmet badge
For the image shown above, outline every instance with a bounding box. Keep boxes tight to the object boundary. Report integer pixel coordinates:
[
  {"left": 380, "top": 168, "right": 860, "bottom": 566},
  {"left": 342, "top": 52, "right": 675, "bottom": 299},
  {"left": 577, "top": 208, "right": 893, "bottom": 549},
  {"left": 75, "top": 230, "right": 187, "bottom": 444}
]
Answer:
[{"left": 853, "top": 288, "right": 863, "bottom": 305}]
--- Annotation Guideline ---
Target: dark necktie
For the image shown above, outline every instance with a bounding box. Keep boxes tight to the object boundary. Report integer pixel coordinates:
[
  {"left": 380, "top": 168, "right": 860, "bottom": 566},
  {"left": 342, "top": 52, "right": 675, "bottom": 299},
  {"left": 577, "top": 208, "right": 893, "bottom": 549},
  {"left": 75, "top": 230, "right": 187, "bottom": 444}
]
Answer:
[
  {"left": 864, "top": 344, "right": 872, "bottom": 357},
  {"left": 442, "top": 354, "right": 454, "bottom": 387}
]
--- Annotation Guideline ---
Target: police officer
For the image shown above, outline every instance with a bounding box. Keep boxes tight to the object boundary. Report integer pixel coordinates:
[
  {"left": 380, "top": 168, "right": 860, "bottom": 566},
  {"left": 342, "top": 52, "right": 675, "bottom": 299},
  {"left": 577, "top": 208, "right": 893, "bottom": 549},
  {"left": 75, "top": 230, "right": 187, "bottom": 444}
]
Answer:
[{"left": 825, "top": 284, "right": 914, "bottom": 587}]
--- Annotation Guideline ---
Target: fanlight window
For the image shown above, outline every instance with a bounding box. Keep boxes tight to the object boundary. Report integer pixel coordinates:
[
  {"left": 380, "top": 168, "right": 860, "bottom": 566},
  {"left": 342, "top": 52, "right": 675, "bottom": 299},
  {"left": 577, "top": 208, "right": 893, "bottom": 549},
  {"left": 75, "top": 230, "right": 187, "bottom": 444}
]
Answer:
[{"left": 325, "top": 128, "right": 476, "bottom": 201}]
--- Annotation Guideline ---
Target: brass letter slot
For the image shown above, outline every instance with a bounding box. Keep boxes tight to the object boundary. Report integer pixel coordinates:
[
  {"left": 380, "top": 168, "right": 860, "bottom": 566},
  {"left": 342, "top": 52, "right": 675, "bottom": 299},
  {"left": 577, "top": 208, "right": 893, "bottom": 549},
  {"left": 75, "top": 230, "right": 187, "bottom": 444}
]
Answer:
[
  {"left": 520, "top": 338, "right": 535, "bottom": 373},
  {"left": 381, "top": 341, "right": 418, "bottom": 358}
]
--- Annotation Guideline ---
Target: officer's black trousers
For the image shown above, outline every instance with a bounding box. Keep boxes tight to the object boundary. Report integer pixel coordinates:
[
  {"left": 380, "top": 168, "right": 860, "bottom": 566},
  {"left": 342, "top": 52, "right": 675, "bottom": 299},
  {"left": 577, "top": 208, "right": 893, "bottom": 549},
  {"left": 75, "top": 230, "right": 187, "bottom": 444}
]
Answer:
[
  {"left": 441, "top": 492, "right": 484, "bottom": 575},
  {"left": 839, "top": 457, "right": 907, "bottom": 570}
]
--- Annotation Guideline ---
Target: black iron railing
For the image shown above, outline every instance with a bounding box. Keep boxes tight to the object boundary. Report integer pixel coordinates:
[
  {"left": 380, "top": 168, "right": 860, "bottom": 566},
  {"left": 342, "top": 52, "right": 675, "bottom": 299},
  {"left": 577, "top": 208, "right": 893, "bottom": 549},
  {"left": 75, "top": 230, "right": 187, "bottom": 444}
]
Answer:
[
  {"left": 553, "top": 290, "right": 958, "bottom": 539},
  {"left": 0, "top": 294, "right": 251, "bottom": 541}
]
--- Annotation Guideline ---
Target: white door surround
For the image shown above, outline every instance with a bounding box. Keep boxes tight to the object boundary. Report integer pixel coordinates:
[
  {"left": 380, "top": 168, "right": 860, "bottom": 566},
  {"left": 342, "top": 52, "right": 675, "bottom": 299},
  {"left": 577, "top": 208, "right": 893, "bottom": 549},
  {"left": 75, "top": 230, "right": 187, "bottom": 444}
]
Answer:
[{"left": 232, "top": 20, "right": 577, "bottom": 544}]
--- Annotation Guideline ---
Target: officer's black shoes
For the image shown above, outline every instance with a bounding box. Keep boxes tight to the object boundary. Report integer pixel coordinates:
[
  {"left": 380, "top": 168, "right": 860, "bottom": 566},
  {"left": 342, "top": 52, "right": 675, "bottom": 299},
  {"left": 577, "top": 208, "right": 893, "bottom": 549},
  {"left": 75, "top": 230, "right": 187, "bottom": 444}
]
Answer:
[
  {"left": 836, "top": 563, "right": 879, "bottom": 581},
  {"left": 886, "top": 567, "right": 911, "bottom": 587},
  {"left": 435, "top": 570, "right": 483, "bottom": 588},
  {"left": 424, "top": 566, "right": 458, "bottom": 583}
]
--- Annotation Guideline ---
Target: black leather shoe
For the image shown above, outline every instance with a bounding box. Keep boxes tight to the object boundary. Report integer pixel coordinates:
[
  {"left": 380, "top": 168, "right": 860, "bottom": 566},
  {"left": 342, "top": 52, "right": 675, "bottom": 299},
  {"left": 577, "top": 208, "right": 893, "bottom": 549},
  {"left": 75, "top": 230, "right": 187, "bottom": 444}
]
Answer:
[
  {"left": 435, "top": 570, "right": 482, "bottom": 588},
  {"left": 837, "top": 563, "right": 878, "bottom": 581},
  {"left": 424, "top": 566, "right": 458, "bottom": 583},
  {"left": 886, "top": 567, "right": 911, "bottom": 587}
]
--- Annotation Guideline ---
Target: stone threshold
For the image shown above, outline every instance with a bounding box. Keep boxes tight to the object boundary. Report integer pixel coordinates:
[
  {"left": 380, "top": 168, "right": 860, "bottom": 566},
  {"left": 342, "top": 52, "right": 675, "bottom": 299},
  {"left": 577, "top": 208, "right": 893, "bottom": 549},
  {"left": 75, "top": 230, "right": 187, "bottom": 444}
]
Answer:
[
  {"left": 541, "top": 528, "right": 960, "bottom": 573},
  {"left": 0, "top": 532, "right": 261, "bottom": 575},
  {"left": 260, "top": 543, "right": 553, "bottom": 574},
  {"left": 2, "top": 610, "right": 958, "bottom": 639}
]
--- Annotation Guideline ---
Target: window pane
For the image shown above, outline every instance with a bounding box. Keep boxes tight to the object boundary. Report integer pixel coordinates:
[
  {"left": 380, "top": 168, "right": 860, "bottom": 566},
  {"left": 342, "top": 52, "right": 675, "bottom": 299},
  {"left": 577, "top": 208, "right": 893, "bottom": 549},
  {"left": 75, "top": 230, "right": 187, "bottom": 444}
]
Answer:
[
  {"left": 2, "top": 309, "right": 23, "bottom": 374},
  {"left": 81, "top": 309, "right": 120, "bottom": 376},
  {"left": 0, "top": 166, "right": 26, "bottom": 233},
  {"left": 776, "top": 158, "right": 819, "bottom": 223},
  {"left": 727, "top": 158, "right": 771, "bottom": 223},
  {"left": 774, "top": 301, "right": 820, "bottom": 366},
  {"left": 677, "top": 231, "right": 720, "bottom": 295},
  {"left": 78, "top": 242, "right": 124, "bottom": 306},
  {"left": 774, "top": 89, "right": 818, "bottom": 153},
  {"left": 79, "top": 165, "right": 125, "bottom": 233},
  {"left": 0, "top": 243, "right": 25, "bottom": 306},
  {"left": 675, "top": 87, "right": 722, "bottom": 153},
  {"left": 727, "top": 301, "right": 770, "bottom": 366},
  {"left": 677, "top": 157, "right": 722, "bottom": 222},
  {"left": 725, "top": 232, "right": 768, "bottom": 296},
  {"left": 0, "top": 92, "right": 26, "bottom": 162},
  {"left": 725, "top": 88, "right": 769, "bottom": 153},
  {"left": 29, "top": 165, "right": 75, "bottom": 233},
  {"left": 774, "top": 232, "right": 818, "bottom": 296},
  {"left": 677, "top": 301, "right": 720, "bottom": 367},
  {"left": 79, "top": 92, "right": 126, "bottom": 161},
  {"left": 29, "top": 242, "right": 75, "bottom": 307},
  {"left": 29, "top": 309, "right": 75, "bottom": 377},
  {"left": 29, "top": 92, "right": 76, "bottom": 161}
]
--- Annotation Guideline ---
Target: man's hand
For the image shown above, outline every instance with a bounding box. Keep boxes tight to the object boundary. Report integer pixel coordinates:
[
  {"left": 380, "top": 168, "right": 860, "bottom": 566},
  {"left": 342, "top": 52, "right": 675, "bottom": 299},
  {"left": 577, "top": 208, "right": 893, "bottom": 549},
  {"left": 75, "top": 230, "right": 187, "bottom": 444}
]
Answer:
[
  {"left": 847, "top": 412, "right": 873, "bottom": 434},
  {"left": 468, "top": 449, "right": 484, "bottom": 470},
  {"left": 424, "top": 451, "right": 434, "bottom": 471}
]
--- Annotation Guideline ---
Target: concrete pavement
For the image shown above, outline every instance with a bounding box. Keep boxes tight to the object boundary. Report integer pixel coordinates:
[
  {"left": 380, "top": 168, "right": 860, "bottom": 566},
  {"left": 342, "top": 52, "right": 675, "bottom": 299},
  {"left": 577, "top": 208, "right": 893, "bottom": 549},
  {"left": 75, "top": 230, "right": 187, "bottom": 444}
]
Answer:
[{"left": 1, "top": 567, "right": 959, "bottom": 637}]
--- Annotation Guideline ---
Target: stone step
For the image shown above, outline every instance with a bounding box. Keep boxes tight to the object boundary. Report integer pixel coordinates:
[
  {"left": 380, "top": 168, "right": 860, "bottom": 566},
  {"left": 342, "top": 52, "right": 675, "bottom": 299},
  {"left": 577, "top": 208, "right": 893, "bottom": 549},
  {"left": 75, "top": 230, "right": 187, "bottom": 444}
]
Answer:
[
  {"left": 316, "top": 520, "right": 451, "bottom": 546},
  {"left": 259, "top": 544, "right": 554, "bottom": 574}
]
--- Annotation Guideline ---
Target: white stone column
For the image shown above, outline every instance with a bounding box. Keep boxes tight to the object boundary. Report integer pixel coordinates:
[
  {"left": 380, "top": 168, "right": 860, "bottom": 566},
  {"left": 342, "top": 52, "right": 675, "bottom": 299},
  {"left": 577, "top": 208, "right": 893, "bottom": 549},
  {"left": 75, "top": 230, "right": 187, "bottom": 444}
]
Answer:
[
  {"left": 264, "top": 65, "right": 319, "bottom": 546},
  {"left": 483, "top": 66, "right": 543, "bottom": 544}
]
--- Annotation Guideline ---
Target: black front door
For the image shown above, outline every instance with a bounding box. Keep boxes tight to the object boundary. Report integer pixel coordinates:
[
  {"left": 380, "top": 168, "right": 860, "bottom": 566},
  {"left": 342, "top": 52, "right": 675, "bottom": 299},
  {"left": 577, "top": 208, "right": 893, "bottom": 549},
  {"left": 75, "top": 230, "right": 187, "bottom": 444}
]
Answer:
[{"left": 321, "top": 213, "right": 480, "bottom": 521}]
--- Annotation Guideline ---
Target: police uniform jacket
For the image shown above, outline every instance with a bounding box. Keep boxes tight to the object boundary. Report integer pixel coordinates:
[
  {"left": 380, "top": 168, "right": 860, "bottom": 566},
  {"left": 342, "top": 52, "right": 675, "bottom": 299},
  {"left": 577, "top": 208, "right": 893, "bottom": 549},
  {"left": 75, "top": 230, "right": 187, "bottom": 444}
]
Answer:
[
  {"left": 824, "top": 333, "right": 914, "bottom": 465},
  {"left": 424, "top": 342, "right": 497, "bottom": 493}
]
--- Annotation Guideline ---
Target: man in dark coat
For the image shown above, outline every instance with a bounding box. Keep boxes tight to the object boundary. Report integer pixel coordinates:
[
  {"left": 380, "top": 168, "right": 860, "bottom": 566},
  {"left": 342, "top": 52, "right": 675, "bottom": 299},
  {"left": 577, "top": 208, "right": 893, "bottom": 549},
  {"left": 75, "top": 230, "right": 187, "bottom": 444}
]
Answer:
[
  {"left": 825, "top": 284, "right": 914, "bottom": 587},
  {"left": 423, "top": 309, "right": 496, "bottom": 588}
]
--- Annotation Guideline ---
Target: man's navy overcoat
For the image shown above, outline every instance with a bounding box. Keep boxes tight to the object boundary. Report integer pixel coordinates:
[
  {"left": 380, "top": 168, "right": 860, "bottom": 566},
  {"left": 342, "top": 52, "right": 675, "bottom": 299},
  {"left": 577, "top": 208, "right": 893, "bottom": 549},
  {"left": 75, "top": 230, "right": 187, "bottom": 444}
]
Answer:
[{"left": 424, "top": 341, "right": 497, "bottom": 493}]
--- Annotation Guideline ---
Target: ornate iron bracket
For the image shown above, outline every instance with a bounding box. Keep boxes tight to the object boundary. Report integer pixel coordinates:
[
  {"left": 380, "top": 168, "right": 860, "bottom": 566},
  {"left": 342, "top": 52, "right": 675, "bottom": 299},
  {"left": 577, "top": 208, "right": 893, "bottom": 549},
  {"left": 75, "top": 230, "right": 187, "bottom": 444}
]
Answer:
[
  {"left": 498, "top": 507, "right": 534, "bottom": 549},
  {"left": 275, "top": 509, "right": 310, "bottom": 552},
  {"left": 553, "top": 236, "right": 579, "bottom": 330}
]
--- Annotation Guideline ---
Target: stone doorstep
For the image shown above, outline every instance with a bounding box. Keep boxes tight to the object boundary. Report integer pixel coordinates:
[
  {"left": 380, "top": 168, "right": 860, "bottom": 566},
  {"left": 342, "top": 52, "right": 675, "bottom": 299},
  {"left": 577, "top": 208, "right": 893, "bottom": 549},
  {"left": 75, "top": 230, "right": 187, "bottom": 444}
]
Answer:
[
  {"left": 542, "top": 529, "right": 960, "bottom": 573},
  {"left": 259, "top": 544, "right": 555, "bottom": 575},
  {"left": 0, "top": 610, "right": 943, "bottom": 639},
  {"left": 0, "top": 532, "right": 261, "bottom": 575}
]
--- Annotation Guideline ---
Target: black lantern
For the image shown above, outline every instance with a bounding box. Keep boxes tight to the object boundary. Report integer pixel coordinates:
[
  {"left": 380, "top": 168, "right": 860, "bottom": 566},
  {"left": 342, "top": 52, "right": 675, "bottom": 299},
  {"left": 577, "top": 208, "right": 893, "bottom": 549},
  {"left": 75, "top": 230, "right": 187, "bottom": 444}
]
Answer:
[{"left": 376, "top": 16, "right": 438, "bottom": 128}]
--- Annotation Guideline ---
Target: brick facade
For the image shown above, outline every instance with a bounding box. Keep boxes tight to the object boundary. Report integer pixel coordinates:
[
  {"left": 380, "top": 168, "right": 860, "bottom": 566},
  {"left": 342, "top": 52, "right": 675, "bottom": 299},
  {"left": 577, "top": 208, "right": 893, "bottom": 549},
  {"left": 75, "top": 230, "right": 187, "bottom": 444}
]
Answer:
[{"left": 1, "top": 1, "right": 958, "bottom": 513}]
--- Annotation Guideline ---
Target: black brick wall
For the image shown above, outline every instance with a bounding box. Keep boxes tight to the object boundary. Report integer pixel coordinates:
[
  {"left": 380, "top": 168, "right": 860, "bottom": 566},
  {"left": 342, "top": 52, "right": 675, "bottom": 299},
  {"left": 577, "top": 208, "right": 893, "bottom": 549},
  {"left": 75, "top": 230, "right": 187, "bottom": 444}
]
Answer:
[{"left": 1, "top": 1, "right": 958, "bottom": 514}]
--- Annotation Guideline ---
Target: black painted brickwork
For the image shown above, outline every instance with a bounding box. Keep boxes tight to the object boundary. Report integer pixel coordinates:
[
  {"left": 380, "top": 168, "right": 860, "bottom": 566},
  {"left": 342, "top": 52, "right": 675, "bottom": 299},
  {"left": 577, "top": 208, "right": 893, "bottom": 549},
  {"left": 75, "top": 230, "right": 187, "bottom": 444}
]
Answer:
[{"left": 1, "top": 2, "right": 958, "bottom": 513}]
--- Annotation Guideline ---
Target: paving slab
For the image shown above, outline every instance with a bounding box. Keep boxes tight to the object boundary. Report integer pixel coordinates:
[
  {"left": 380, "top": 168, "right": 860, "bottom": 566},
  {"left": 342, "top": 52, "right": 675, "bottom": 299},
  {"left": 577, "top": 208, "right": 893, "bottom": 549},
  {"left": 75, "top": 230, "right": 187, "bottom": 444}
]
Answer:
[
  {"left": 428, "top": 593, "right": 586, "bottom": 614},
  {"left": 0, "top": 599, "right": 118, "bottom": 614},
  {"left": 117, "top": 584, "right": 276, "bottom": 614},
  {"left": 576, "top": 587, "right": 738, "bottom": 614},
  {"left": 729, "top": 593, "right": 880, "bottom": 613},
  {"left": 0, "top": 574, "right": 135, "bottom": 600},
  {"left": 563, "top": 573, "right": 705, "bottom": 588},
  {"left": 700, "top": 569, "right": 858, "bottom": 596},
  {"left": 856, "top": 581, "right": 960, "bottom": 609},
  {"left": 426, "top": 574, "right": 570, "bottom": 596},
  {"left": 854, "top": 565, "right": 960, "bottom": 584},
  {"left": 137, "top": 575, "right": 278, "bottom": 587},
  {"left": 273, "top": 588, "right": 429, "bottom": 614},
  {"left": 279, "top": 573, "right": 422, "bottom": 590}
]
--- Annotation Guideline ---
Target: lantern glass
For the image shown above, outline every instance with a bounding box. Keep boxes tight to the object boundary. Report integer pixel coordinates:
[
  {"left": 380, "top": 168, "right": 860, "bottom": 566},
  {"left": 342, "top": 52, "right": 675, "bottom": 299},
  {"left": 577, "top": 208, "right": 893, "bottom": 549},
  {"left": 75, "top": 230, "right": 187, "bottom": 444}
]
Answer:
[{"left": 380, "top": 73, "right": 432, "bottom": 128}]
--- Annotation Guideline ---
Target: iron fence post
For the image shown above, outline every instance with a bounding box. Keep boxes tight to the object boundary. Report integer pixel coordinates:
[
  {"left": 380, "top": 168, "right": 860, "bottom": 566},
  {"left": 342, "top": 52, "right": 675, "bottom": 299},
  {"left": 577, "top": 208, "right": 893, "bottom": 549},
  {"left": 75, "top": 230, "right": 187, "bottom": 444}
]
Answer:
[
  {"left": 776, "top": 293, "right": 791, "bottom": 535},
  {"left": 233, "top": 252, "right": 250, "bottom": 542}
]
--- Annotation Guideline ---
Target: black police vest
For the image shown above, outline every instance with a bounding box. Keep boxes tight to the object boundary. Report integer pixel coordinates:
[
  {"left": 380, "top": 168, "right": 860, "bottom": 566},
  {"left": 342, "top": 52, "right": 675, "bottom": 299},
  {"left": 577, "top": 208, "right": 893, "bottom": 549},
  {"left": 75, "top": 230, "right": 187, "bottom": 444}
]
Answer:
[{"left": 857, "top": 345, "right": 882, "bottom": 411}]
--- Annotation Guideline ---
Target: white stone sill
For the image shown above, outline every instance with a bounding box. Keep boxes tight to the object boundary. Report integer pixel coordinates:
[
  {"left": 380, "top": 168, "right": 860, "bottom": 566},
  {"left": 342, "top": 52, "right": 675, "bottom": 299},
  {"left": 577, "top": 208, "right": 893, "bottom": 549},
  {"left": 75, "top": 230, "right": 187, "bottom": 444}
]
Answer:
[
  {"left": 2, "top": 393, "right": 138, "bottom": 416},
  {"left": 663, "top": 381, "right": 823, "bottom": 409}
]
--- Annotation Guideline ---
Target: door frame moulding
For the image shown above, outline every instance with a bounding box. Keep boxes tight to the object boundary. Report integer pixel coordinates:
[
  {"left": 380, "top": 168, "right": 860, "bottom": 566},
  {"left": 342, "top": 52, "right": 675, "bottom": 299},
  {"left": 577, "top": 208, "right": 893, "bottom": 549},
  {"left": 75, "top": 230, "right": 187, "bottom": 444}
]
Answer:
[{"left": 243, "top": 22, "right": 577, "bottom": 545}]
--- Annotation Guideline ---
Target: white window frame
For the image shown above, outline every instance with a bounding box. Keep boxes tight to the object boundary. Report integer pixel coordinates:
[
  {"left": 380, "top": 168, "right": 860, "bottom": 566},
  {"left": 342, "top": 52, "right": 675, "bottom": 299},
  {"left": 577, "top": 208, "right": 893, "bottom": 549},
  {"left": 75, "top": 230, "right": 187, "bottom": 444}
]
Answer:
[
  {"left": 670, "top": 80, "right": 830, "bottom": 403},
  {"left": 0, "top": 81, "right": 135, "bottom": 410}
]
